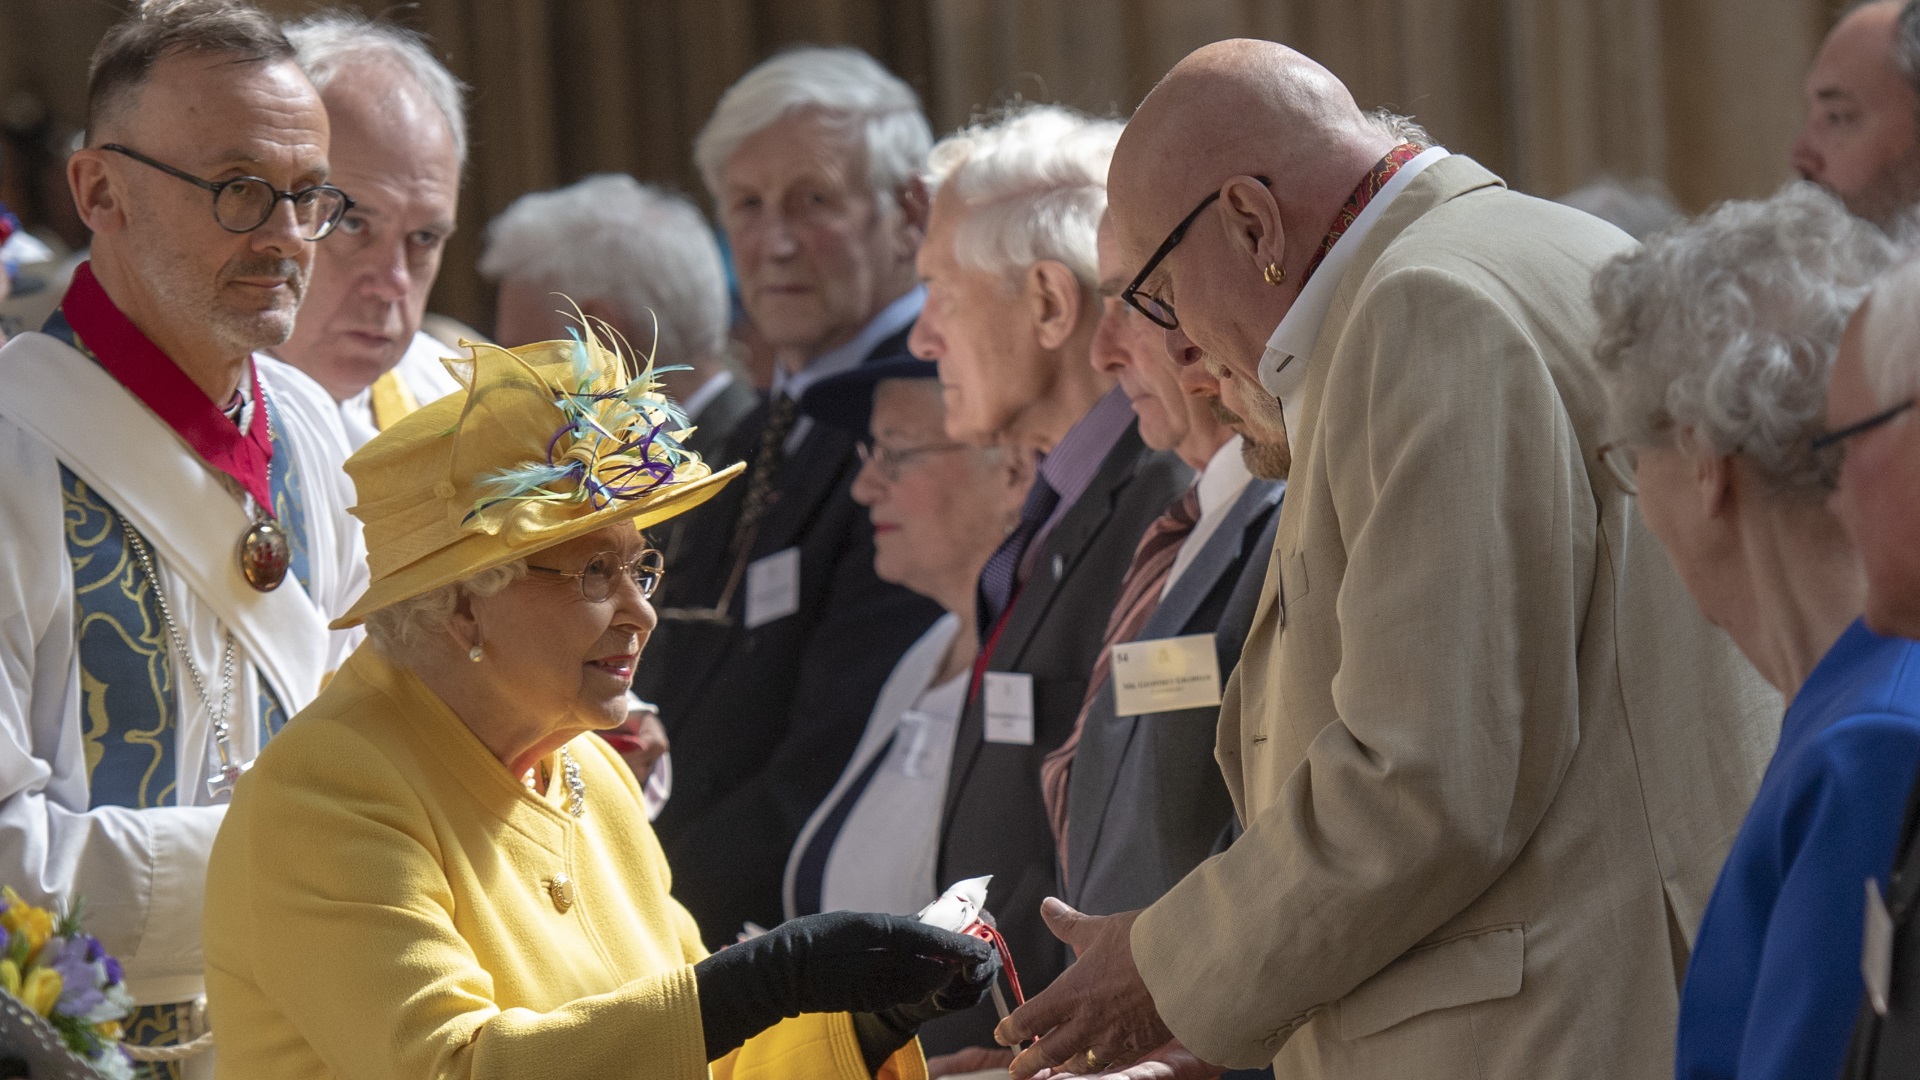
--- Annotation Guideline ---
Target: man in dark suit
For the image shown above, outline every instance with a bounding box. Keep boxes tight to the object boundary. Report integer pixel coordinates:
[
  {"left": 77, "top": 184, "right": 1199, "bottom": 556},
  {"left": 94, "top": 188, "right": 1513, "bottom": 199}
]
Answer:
[
  {"left": 906, "top": 104, "right": 1191, "bottom": 1058},
  {"left": 631, "top": 47, "right": 944, "bottom": 946},
  {"left": 1058, "top": 215, "right": 1285, "bottom": 921}
]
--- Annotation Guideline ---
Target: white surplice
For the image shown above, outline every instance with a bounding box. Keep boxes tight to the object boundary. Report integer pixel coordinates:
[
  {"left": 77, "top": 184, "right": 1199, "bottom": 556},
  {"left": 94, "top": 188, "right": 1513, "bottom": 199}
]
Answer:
[{"left": 0, "top": 332, "right": 366, "bottom": 1014}]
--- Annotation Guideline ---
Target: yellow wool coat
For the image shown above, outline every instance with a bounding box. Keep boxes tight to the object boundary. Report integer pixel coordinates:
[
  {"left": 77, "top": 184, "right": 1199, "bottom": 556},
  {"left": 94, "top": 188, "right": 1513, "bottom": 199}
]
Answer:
[{"left": 203, "top": 644, "right": 926, "bottom": 1080}]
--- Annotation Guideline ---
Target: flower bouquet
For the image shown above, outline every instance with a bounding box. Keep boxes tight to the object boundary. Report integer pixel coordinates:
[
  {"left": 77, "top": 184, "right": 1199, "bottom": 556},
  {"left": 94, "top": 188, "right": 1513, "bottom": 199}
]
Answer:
[{"left": 0, "top": 888, "right": 135, "bottom": 1080}]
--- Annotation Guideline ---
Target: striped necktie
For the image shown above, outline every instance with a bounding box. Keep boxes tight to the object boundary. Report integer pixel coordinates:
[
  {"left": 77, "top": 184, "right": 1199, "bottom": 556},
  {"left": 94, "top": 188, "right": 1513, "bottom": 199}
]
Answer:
[
  {"left": 1040, "top": 483, "right": 1202, "bottom": 878},
  {"left": 975, "top": 474, "right": 1060, "bottom": 639}
]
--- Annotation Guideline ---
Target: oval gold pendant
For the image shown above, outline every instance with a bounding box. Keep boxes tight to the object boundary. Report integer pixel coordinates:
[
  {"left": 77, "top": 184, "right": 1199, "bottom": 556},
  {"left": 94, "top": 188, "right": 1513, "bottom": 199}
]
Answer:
[
  {"left": 239, "top": 518, "right": 292, "bottom": 592},
  {"left": 546, "top": 874, "right": 574, "bottom": 913}
]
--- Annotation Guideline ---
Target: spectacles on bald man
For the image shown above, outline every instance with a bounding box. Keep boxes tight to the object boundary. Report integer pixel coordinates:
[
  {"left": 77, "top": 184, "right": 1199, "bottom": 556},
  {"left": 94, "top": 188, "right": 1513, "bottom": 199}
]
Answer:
[
  {"left": 101, "top": 142, "right": 354, "bottom": 242},
  {"left": 1122, "top": 176, "right": 1272, "bottom": 330}
]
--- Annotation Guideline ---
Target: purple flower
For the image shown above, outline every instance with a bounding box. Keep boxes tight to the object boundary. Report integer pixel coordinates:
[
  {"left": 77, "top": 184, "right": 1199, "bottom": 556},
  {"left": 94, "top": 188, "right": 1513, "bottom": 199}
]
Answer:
[
  {"left": 102, "top": 954, "right": 122, "bottom": 986},
  {"left": 41, "top": 936, "right": 106, "bottom": 1018},
  {"left": 0, "top": 925, "right": 9, "bottom": 957}
]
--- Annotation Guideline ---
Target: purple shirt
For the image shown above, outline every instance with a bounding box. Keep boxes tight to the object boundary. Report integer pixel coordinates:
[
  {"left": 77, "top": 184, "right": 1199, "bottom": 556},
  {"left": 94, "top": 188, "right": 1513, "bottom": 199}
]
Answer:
[{"left": 1018, "top": 385, "right": 1135, "bottom": 582}]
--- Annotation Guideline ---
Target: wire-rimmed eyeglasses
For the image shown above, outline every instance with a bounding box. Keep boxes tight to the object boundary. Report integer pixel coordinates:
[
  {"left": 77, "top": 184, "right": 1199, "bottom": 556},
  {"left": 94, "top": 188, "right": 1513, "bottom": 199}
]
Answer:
[
  {"left": 101, "top": 143, "right": 353, "bottom": 241},
  {"left": 1810, "top": 397, "right": 1915, "bottom": 453},
  {"left": 1122, "top": 176, "right": 1272, "bottom": 330},
  {"left": 526, "top": 548, "right": 667, "bottom": 603},
  {"left": 855, "top": 439, "right": 968, "bottom": 482}
]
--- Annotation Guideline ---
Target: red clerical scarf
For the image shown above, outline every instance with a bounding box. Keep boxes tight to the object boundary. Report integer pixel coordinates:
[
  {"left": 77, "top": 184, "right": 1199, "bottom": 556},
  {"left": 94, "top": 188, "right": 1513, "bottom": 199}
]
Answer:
[{"left": 59, "top": 260, "right": 276, "bottom": 514}]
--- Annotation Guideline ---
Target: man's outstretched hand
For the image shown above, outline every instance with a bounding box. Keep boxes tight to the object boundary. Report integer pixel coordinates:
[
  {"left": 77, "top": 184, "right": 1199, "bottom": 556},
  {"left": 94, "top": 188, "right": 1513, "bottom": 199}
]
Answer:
[{"left": 993, "top": 900, "right": 1174, "bottom": 1080}]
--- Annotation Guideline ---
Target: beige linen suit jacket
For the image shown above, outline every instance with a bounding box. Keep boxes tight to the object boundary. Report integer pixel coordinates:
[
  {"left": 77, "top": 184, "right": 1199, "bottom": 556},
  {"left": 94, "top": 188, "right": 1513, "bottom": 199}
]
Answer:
[{"left": 1130, "top": 157, "right": 1779, "bottom": 1079}]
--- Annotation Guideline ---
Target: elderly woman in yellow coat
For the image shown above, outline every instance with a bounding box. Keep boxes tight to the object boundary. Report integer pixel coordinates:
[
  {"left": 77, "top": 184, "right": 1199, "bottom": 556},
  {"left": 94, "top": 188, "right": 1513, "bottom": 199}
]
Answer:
[{"left": 201, "top": 323, "right": 997, "bottom": 1079}]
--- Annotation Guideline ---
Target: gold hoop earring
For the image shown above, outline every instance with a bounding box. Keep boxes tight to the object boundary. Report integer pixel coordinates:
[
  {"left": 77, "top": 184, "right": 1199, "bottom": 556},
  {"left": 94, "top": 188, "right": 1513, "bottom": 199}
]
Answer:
[{"left": 1263, "top": 262, "right": 1286, "bottom": 286}]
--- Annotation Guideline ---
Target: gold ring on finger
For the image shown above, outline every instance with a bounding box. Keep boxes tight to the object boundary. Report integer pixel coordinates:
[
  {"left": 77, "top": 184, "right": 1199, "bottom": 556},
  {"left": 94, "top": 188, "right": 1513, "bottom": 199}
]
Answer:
[{"left": 1083, "top": 1050, "right": 1110, "bottom": 1073}]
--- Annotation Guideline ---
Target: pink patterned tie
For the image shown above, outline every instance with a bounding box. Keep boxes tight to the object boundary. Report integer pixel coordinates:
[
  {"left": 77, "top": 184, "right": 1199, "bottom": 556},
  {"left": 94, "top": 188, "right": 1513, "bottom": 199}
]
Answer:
[{"left": 1040, "top": 484, "right": 1202, "bottom": 880}]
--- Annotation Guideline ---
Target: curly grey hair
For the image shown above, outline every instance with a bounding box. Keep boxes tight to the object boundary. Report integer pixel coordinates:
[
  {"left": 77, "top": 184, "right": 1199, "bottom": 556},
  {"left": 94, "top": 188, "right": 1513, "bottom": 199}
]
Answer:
[
  {"left": 1591, "top": 182, "right": 1897, "bottom": 492},
  {"left": 364, "top": 560, "right": 526, "bottom": 663}
]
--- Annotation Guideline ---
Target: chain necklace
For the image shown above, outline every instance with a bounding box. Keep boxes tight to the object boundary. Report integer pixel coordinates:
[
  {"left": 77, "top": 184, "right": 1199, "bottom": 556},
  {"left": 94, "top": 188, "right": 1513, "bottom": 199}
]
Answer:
[{"left": 119, "top": 520, "right": 250, "bottom": 799}]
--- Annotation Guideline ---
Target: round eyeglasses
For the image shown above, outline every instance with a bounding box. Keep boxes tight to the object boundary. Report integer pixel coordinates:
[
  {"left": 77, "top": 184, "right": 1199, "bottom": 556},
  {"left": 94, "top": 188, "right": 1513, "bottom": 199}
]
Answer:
[
  {"left": 526, "top": 548, "right": 666, "bottom": 603},
  {"left": 101, "top": 143, "right": 353, "bottom": 241}
]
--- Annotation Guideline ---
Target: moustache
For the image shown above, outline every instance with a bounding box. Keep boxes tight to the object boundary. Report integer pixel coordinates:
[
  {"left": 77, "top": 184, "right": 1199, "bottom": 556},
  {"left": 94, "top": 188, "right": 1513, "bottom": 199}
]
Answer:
[{"left": 221, "top": 255, "right": 305, "bottom": 292}]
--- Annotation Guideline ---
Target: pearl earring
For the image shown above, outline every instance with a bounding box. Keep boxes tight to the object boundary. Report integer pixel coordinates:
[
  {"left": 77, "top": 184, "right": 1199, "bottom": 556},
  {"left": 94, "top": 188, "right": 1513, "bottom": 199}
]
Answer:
[{"left": 468, "top": 644, "right": 484, "bottom": 663}]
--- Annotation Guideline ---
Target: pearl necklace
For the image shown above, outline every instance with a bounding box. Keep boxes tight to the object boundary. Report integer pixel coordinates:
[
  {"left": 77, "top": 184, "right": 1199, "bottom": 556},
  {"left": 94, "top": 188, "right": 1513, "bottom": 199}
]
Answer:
[{"left": 525, "top": 747, "right": 586, "bottom": 819}]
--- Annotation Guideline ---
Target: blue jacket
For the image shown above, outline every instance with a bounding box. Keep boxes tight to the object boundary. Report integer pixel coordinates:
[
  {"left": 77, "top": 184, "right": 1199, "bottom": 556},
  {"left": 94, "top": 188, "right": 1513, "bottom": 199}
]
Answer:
[{"left": 1677, "top": 619, "right": 1920, "bottom": 1080}]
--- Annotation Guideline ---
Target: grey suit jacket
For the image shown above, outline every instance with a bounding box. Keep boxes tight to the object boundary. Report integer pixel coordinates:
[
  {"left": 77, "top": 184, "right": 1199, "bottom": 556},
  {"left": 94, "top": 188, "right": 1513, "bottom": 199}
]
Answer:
[
  {"left": 921, "top": 422, "right": 1191, "bottom": 1054},
  {"left": 1064, "top": 477, "right": 1283, "bottom": 916}
]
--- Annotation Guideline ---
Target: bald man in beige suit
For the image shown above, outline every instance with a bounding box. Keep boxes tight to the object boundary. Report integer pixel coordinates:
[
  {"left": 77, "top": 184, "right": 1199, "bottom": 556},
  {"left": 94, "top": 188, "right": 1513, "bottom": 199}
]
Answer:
[{"left": 995, "top": 40, "right": 1779, "bottom": 1080}]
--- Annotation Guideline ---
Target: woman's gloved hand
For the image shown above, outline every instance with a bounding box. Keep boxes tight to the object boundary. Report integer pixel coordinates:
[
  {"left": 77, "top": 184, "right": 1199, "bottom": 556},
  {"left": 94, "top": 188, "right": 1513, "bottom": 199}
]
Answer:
[{"left": 693, "top": 910, "right": 1000, "bottom": 1061}]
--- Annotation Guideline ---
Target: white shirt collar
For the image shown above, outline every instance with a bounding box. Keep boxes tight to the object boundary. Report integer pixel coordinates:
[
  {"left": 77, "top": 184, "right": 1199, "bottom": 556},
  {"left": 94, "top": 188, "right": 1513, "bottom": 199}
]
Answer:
[
  {"left": 679, "top": 368, "right": 736, "bottom": 421},
  {"left": 1257, "top": 146, "right": 1451, "bottom": 450},
  {"left": 772, "top": 285, "right": 925, "bottom": 402}
]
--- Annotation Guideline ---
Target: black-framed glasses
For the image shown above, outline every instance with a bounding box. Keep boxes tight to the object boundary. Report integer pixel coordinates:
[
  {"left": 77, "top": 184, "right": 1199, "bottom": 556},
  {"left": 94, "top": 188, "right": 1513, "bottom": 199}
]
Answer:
[
  {"left": 101, "top": 143, "right": 353, "bottom": 241},
  {"left": 855, "top": 439, "right": 968, "bottom": 482},
  {"left": 527, "top": 548, "right": 666, "bottom": 603},
  {"left": 1122, "top": 176, "right": 1272, "bottom": 330},
  {"left": 1809, "top": 397, "right": 1916, "bottom": 484},
  {"left": 1810, "top": 397, "right": 1915, "bottom": 452}
]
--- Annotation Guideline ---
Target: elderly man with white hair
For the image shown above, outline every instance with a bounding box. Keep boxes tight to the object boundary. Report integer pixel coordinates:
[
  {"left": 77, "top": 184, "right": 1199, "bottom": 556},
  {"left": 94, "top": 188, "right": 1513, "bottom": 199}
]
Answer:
[
  {"left": 995, "top": 39, "right": 1776, "bottom": 1080},
  {"left": 906, "top": 103, "right": 1192, "bottom": 1060},
  {"left": 270, "top": 11, "right": 465, "bottom": 448},
  {"left": 1833, "top": 252, "right": 1920, "bottom": 1077},
  {"left": 1589, "top": 182, "right": 1920, "bottom": 1080},
  {"left": 634, "top": 46, "right": 946, "bottom": 950},
  {"left": 481, "top": 174, "right": 755, "bottom": 469}
]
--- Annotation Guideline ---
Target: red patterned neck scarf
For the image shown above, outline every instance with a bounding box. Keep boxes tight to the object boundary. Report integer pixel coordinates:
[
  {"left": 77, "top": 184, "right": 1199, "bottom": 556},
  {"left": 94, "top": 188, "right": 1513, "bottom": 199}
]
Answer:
[
  {"left": 59, "top": 260, "right": 275, "bottom": 513},
  {"left": 1300, "top": 143, "right": 1425, "bottom": 286}
]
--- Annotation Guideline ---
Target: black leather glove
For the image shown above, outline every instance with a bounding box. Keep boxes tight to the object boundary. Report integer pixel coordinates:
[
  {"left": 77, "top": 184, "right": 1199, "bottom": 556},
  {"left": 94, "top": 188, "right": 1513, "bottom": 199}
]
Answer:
[{"left": 692, "top": 911, "right": 999, "bottom": 1061}]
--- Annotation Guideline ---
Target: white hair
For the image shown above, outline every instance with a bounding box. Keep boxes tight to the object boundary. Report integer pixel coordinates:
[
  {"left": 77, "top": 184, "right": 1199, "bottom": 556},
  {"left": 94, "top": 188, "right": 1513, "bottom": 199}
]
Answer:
[
  {"left": 1592, "top": 182, "right": 1897, "bottom": 492},
  {"left": 924, "top": 104, "right": 1121, "bottom": 291},
  {"left": 695, "top": 46, "right": 931, "bottom": 204},
  {"left": 478, "top": 175, "right": 730, "bottom": 368},
  {"left": 1863, "top": 255, "right": 1920, "bottom": 402},
  {"left": 1557, "top": 176, "right": 1684, "bottom": 241},
  {"left": 284, "top": 11, "right": 468, "bottom": 171},
  {"left": 364, "top": 560, "right": 525, "bottom": 664}
]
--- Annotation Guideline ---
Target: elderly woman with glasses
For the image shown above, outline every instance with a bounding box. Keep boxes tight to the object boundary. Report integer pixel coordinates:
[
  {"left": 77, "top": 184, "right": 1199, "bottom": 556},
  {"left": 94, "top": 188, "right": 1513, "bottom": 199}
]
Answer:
[
  {"left": 201, "top": 327, "right": 996, "bottom": 1080},
  {"left": 782, "top": 358, "right": 1030, "bottom": 923},
  {"left": 1591, "top": 183, "right": 1920, "bottom": 1080}
]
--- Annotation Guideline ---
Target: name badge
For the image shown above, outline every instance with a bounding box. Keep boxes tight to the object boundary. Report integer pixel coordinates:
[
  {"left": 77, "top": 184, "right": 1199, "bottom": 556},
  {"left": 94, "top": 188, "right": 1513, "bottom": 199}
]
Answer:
[
  {"left": 1865, "top": 877, "right": 1895, "bottom": 1016},
  {"left": 1110, "top": 633, "right": 1222, "bottom": 716},
  {"left": 744, "top": 547, "right": 801, "bottom": 629},
  {"left": 982, "top": 672, "right": 1035, "bottom": 745}
]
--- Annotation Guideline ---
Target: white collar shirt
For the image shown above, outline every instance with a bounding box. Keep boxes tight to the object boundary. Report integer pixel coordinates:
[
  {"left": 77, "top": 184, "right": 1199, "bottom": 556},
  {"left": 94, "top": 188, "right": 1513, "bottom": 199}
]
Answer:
[
  {"left": 1258, "top": 146, "right": 1451, "bottom": 453},
  {"left": 679, "top": 368, "right": 736, "bottom": 422},
  {"left": 771, "top": 285, "right": 924, "bottom": 453}
]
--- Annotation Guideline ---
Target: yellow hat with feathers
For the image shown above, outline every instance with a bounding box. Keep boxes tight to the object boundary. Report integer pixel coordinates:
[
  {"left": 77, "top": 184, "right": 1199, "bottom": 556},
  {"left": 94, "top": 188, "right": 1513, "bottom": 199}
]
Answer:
[{"left": 332, "top": 309, "right": 743, "bottom": 629}]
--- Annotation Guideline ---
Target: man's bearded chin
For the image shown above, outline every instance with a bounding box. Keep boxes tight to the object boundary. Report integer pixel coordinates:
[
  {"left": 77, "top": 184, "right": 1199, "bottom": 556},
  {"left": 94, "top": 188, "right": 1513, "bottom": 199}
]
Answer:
[
  {"left": 1844, "top": 146, "right": 1920, "bottom": 234},
  {"left": 215, "top": 255, "right": 307, "bottom": 352}
]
